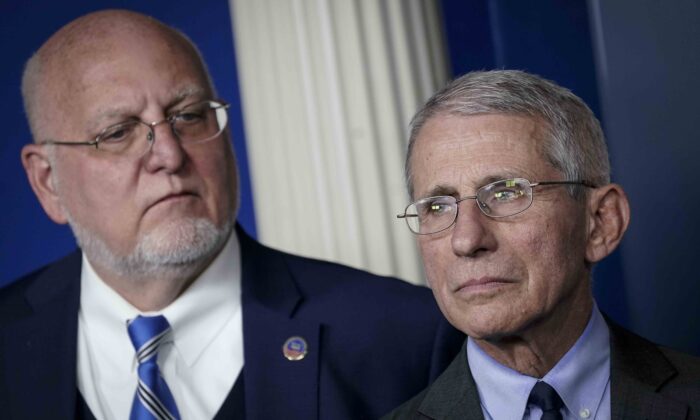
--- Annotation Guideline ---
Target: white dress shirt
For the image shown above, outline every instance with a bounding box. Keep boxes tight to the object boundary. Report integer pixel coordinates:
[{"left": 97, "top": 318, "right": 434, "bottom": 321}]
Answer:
[
  {"left": 77, "top": 232, "right": 244, "bottom": 420},
  {"left": 468, "top": 304, "right": 611, "bottom": 420}
]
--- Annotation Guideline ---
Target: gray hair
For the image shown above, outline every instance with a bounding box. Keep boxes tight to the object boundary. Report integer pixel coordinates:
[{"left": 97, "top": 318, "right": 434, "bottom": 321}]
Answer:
[{"left": 406, "top": 70, "right": 610, "bottom": 199}]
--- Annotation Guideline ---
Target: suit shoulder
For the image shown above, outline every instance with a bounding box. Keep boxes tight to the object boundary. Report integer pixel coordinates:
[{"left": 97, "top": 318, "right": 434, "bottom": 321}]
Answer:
[
  {"left": 0, "top": 263, "right": 46, "bottom": 305},
  {"left": 237, "top": 225, "right": 434, "bottom": 303},
  {"left": 609, "top": 321, "right": 700, "bottom": 406},
  {"left": 0, "top": 268, "right": 41, "bottom": 323},
  {"left": 274, "top": 244, "right": 436, "bottom": 301},
  {"left": 656, "top": 346, "right": 700, "bottom": 411},
  {"left": 0, "top": 251, "right": 81, "bottom": 321},
  {"left": 255, "top": 240, "right": 457, "bottom": 339},
  {"left": 381, "top": 388, "right": 428, "bottom": 420},
  {"left": 659, "top": 345, "right": 700, "bottom": 383},
  {"left": 610, "top": 321, "right": 700, "bottom": 378}
]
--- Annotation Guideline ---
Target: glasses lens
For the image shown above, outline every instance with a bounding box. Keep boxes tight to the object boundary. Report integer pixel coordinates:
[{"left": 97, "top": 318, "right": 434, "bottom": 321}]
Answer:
[
  {"left": 96, "top": 121, "right": 148, "bottom": 158},
  {"left": 172, "top": 101, "right": 228, "bottom": 144},
  {"left": 477, "top": 178, "right": 533, "bottom": 217},
  {"left": 407, "top": 196, "right": 458, "bottom": 234}
]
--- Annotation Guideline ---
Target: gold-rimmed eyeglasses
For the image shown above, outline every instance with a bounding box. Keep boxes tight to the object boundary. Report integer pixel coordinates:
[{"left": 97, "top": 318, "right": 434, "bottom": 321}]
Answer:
[
  {"left": 39, "top": 100, "right": 230, "bottom": 159},
  {"left": 397, "top": 178, "right": 596, "bottom": 235}
]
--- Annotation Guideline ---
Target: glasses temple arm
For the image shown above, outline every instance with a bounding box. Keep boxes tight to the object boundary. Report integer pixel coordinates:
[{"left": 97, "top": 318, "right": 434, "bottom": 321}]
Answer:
[
  {"left": 39, "top": 140, "right": 99, "bottom": 149},
  {"left": 532, "top": 180, "right": 597, "bottom": 188}
]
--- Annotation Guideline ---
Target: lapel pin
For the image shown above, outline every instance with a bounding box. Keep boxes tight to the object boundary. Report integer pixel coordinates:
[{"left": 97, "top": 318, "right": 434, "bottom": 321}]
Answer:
[{"left": 282, "top": 336, "right": 308, "bottom": 361}]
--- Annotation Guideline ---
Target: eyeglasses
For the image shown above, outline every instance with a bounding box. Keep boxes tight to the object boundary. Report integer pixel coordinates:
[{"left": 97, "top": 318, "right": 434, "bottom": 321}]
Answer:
[
  {"left": 397, "top": 178, "right": 595, "bottom": 235},
  {"left": 39, "top": 100, "right": 230, "bottom": 159}
]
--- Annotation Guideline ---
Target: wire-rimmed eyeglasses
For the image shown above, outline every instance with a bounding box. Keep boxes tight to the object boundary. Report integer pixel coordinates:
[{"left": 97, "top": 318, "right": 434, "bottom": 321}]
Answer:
[
  {"left": 39, "top": 100, "right": 230, "bottom": 159},
  {"left": 397, "top": 178, "right": 596, "bottom": 235}
]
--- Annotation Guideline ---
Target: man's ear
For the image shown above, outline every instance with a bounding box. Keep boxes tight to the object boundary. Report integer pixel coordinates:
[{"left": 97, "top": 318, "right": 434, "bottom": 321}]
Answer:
[
  {"left": 21, "top": 144, "right": 69, "bottom": 224},
  {"left": 585, "top": 183, "right": 630, "bottom": 263}
]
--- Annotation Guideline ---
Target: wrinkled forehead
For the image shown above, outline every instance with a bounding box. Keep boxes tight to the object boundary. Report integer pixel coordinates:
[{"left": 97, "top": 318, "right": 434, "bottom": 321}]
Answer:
[
  {"left": 32, "top": 19, "right": 212, "bottom": 134},
  {"left": 413, "top": 111, "right": 551, "bottom": 153},
  {"left": 408, "top": 113, "right": 555, "bottom": 197}
]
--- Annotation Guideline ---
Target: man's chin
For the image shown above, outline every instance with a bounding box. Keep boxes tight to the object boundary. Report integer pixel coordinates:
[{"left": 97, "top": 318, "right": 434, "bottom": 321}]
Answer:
[
  {"left": 68, "top": 216, "right": 233, "bottom": 278},
  {"left": 450, "top": 311, "right": 523, "bottom": 341},
  {"left": 137, "top": 218, "right": 230, "bottom": 266}
]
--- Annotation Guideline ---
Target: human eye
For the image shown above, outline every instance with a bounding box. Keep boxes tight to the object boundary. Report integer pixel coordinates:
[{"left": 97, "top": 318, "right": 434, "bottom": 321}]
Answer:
[
  {"left": 493, "top": 188, "right": 524, "bottom": 202},
  {"left": 175, "top": 110, "right": 204, "bottom": 124},
  {"left": 417, "top": 197, "right": 455, "bottom": 218},
  {"left": 173, "top": 102, "right": 208, "bottom": 125},
  {"left": 489, "top": 180, "right": 526, "bottom": 202},
  {"left": 98, "top": 122, "right": 138, "bottom": 145}
]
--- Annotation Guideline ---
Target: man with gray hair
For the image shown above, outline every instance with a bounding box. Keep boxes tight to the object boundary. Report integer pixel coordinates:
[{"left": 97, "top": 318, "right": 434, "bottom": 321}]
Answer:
[
  {"left": 387, "top": 70, "right": 700, "bottom": 419},
  {"left": 0, "top": 9, "right": 464, "bottom": 419}
]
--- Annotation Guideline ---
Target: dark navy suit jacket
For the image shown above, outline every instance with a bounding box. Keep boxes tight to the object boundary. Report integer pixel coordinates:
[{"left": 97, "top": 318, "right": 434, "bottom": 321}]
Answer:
[{"left": 0, "top": 226, "right": 464, "bottom": 419}]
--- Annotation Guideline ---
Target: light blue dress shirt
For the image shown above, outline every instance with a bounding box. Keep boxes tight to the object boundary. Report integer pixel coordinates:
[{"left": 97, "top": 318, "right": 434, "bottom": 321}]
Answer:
[{"left": 467, "top": 304, "right": 611, "bottom": 420}]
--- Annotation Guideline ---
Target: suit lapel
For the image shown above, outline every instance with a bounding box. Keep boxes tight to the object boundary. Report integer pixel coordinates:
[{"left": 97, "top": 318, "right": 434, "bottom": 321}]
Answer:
[
  {"left": 2, "top": 252, "right": 82, "bottom": 419},
  {"left": 405, "top": 318, "right": 690, "bottom": 419},
  {"left": 609, "top": 322, "right": 689, "bottom": 419},
  {"left": 418, "top": 346, "right": 484, "bottom": 420},
  {"left": 237, "top": 227, "right": 320, "bottom": 420}
]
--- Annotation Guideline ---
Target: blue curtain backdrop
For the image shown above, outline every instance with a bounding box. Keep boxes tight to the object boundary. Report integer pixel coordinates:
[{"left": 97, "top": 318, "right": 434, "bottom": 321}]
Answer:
[
  {"left": 441, "top": 0, "right": 699, "bottom": 355},
  {"left": 0, "top": 0, "right": 256, "bottom": 286}
]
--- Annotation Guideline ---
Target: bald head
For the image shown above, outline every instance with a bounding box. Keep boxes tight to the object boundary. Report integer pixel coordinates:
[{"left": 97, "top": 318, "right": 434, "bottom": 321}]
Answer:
[
  {"left": 19, "top": 10, "right": 239, "bottom": 302},
  {"left": 22, "top": 9, "right": 214, "bottom": 142}
]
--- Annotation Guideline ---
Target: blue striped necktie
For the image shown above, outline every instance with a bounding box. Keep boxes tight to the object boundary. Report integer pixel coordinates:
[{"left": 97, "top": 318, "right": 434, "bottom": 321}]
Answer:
[{"left": 127, "top": 315, "right": 181, "bottom": 420}]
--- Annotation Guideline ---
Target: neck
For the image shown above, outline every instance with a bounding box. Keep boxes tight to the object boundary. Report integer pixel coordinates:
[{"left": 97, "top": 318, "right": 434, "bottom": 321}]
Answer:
[
  {"left": 474, "top": 291, "right": 594, "bottom": 377},
  {"left": 91, "top": 251, "right": 218, "bottom": 312}
]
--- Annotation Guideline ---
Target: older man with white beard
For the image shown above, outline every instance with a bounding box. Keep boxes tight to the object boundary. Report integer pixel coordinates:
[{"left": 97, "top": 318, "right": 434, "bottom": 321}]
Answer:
[{"left": 0, "top": 10, "right": 463, "bottom": 420}]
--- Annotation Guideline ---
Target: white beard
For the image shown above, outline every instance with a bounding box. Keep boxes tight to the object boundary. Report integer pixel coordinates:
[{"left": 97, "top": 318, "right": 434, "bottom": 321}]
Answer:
[{"left": 66, "top": 214, "right": 233, "bottom": 279}]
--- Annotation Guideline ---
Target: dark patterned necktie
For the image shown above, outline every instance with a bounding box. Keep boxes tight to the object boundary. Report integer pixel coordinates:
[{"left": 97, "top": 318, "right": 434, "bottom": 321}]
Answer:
[
  {"left": 127, "top": 315, "right": 181, "bottom": 420},
  {"left": 528, "top": 381, "right": 564, "bottom": 420}
]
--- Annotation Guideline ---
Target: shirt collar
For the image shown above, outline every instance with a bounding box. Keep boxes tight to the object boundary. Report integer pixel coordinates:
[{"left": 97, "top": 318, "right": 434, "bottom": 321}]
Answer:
[
  {"left": 467, "top": 303, "right": 610, "bottom": 419},
  {"left": 467, "top": 337, "right": 536, "bottom": 420},
  {"left": 543, "top": 303, "right": 610, "bottom": 418},
  {"left": 80, "top": 230, "right": 241, "bottom": 368}
]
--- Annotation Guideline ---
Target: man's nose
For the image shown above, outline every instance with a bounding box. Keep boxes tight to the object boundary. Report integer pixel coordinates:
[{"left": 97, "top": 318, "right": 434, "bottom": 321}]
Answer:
[
  {"left": 143, "top": 120, "right": 186, "bottom": 173},
  {"left": 450, "top": 200, "right": 496, "bottom": 257}
]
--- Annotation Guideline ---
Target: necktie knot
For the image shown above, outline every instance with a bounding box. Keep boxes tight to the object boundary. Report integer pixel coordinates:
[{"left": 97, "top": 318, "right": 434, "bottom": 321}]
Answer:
[
  {"left": 128, "top": 315, "right": 171, "bottom": 365},
  {"left": 528, "top": 381, "right": 564, "bottom": 420}
]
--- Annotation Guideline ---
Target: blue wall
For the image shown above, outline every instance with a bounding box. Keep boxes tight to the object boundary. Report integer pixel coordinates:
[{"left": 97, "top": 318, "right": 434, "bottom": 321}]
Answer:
[
  {"left": 0, "top": 0, "right": 256, "bottom": 285},
  {"left": 589, "top": 0, "right": 700, "bottom": 356},
  {"left": 441, "top": 0, "right": 699, "bottom": 355}
]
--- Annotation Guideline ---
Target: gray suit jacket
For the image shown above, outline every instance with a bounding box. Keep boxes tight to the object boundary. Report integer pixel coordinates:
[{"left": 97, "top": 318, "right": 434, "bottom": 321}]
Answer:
[{"left": 383, "top": 322, "right": 700, "bottom": 419}]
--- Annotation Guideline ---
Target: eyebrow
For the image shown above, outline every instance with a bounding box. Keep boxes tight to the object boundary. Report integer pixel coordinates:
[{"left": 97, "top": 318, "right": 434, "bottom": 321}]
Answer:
[
  {"left": 168, "top": 85, "right": 207, "bottom": 110},
  {"left": 86, "top": 105, "right": 138, "bottom": 135},
  {"left": 423, "top": 184, "right": 460, "bottom": 198},
  {"left": 480, "top": 173, "right": 520, "bottom": 185},
  {"left": 86, "top": 85, "right": 208, "bottom": 135},
  {"left": 420, "top": 172, "right": 526, "bottom": 199}
]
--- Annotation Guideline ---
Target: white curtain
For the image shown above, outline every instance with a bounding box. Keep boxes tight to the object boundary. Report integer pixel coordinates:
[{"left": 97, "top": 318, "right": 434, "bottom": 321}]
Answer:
[{"left": 230, "top": 0, "right": 449, "bottom": 284}]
